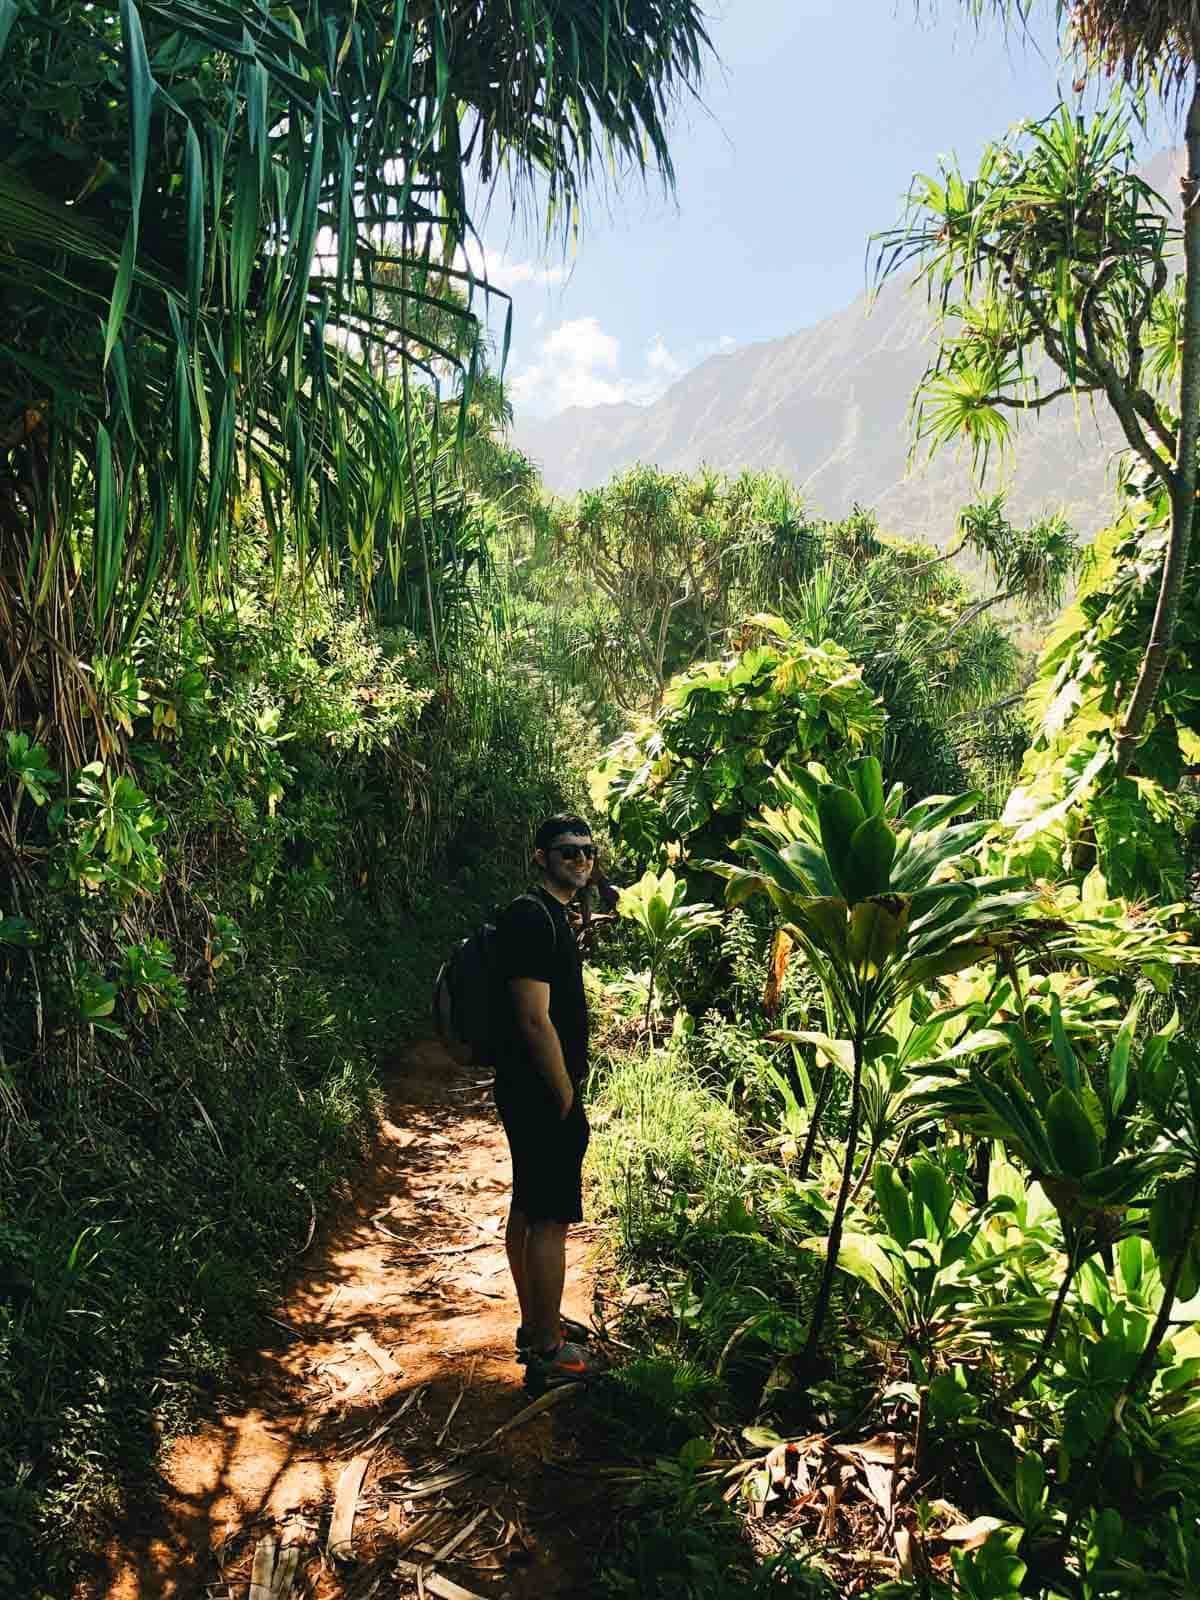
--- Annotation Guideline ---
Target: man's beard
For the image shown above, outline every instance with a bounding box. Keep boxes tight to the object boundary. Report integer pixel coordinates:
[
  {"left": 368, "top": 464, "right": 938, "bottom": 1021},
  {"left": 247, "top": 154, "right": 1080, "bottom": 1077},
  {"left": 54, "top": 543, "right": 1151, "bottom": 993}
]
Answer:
[{"left": 546, "top": 860, "right": 584, "bottom": 895}]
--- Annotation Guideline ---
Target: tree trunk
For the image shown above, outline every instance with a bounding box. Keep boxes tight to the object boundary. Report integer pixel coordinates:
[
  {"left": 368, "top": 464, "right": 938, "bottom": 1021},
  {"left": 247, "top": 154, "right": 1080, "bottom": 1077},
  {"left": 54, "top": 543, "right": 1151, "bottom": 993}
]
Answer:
[
  {"left": 400, "top": 260, "right": 441, "bottom": 671},
  {"left": 644, "top": 955, "right": 658, "bottom": 1045},
  {"left": 1002, "top": 1227, "right": 1085, "bottom": 1404},
  {"left": 1114, "top": 51, "right": 1200, "bottom": 774},
  {"left": 798, "top": 1065, "right": 836, "bottom": 1181},
  {"left": 803, "top": 1033, "right": 865, "bottom": 1362}
]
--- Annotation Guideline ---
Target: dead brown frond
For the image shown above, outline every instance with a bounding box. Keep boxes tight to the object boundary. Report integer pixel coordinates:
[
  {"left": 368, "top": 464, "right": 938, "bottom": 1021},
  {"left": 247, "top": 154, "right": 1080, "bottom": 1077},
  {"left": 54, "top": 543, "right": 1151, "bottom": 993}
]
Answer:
[{"left": 1070, "top": 0, "right": 1200, "bottom": 98}]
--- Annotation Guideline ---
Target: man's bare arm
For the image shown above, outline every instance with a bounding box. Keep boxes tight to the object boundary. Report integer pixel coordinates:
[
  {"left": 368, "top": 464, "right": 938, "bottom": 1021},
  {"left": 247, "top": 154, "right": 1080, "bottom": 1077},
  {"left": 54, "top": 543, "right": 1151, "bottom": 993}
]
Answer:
[{"left": 509, "top": 977, "right": 574, "bottom": 1117}]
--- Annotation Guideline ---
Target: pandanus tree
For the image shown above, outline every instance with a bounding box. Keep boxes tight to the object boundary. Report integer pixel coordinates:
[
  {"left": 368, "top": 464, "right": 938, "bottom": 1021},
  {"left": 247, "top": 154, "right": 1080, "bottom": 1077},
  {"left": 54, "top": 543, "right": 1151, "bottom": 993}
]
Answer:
[
  {"left": 945, "top": 497, "right": 1079, "bottom": 637},
  {"left": 0, "top": 0, "right": 712, "bottom": 758},
  {"left": 880, "top": 0, "right": 1200, "bottom": 775},
  {"left": 707, "top": 756, "right": 1044, "bottom": 1359}
]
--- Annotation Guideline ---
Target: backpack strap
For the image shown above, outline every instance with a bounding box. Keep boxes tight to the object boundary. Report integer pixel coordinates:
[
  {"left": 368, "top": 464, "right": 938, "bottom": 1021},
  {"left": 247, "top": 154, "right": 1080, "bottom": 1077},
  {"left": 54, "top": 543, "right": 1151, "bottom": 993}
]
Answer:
[{"left": 512, "top": 891, "right": 558, "bottom": 949}]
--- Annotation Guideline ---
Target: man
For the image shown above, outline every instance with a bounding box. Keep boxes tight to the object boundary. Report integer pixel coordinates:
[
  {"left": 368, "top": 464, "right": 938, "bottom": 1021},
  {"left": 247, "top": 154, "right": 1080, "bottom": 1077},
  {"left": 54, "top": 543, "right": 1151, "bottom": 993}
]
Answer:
[{"left": 493, "top": 814, "right": 605, "bottom": 1391}]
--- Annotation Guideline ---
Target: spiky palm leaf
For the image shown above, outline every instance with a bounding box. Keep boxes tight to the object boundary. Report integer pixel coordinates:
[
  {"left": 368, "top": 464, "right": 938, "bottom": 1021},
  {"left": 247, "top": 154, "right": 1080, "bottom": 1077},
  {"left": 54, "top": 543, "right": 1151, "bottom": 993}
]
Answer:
[{"left": 0, "top": 0, "right": 711, "bottom": 745}]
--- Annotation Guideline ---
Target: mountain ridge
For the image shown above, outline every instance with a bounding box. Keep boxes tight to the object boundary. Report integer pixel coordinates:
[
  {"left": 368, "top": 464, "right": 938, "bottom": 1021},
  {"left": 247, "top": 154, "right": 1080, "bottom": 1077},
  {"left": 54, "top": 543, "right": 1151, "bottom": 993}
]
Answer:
[{"left": 512, "top": 149, "right": 1183, "bottom": 541}]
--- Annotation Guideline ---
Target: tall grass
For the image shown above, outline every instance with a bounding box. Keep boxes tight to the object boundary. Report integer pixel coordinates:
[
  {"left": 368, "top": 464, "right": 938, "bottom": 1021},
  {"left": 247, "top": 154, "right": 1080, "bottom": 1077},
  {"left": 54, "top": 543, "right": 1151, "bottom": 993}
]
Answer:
[{"left": 587, "top": 1044, "right": 743, "bottom": 1255}]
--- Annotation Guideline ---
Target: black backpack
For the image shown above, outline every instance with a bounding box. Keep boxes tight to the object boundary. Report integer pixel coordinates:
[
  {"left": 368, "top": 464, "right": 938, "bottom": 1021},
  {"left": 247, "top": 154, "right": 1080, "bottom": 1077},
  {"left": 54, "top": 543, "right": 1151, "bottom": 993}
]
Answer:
[{"left": 432, "top": 894, "right": 557, "bottom": 1064}]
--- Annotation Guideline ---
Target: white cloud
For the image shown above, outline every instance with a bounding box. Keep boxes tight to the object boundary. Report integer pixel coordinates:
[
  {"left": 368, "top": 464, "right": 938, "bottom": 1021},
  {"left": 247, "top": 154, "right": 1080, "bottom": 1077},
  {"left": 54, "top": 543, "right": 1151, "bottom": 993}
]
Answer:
[
  {"left": 510, "top": 321, "right": 744, "bottom": 417},
  {"left": 646, "top": 333, "right": 683, "bottom": 378},
  {"left": 510, "top": 316, "right": 630, "bottom": 412},
  {"left": 456, "top": 245, "right": 568, "bottom": 292}
]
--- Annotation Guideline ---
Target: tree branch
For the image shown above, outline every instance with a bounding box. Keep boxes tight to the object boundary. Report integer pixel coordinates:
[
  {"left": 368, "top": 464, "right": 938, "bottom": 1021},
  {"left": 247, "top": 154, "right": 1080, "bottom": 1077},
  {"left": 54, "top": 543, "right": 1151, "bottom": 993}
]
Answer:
[
  {"left": 949, "top": 689, "right": 1027, "bottom": 726},
  {"left": 987, "top": 383, "right": 1086, "bottom": 411},
  {"left": 1115, "top": 46, "right": 1200, "bottom": 771},
  {"left": 901, "top": 534, "right": 967, "bottom": 576},
  {"left": 1127, "top": 251, "right": 1168, "bottom": 393},
  {"left": 943, "top": 587, "right": 1014, "bottom": 641},
  {"left": 1081, "top": 258, "right": 1177, "bottom": 489},
  {"left": 1130, "top": 387, "right": 1178, "bottom": 459}
]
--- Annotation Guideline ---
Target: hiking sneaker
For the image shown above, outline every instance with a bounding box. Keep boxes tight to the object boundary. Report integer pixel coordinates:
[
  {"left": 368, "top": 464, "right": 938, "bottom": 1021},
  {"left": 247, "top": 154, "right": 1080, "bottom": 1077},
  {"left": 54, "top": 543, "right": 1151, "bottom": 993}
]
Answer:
[
  {"left": 515, "top": 1317, "right": 592, "bottom": 1364},
  {"left": 522, "top": 1338, "right": 603, "bottom": 1394}
]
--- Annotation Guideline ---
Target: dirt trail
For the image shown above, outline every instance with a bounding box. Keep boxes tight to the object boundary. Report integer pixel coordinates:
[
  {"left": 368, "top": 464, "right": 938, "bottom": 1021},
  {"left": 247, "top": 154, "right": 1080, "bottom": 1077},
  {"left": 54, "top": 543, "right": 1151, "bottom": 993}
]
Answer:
[{"left": 101, "top": 1042, "right": 605, "bottom": 1599}]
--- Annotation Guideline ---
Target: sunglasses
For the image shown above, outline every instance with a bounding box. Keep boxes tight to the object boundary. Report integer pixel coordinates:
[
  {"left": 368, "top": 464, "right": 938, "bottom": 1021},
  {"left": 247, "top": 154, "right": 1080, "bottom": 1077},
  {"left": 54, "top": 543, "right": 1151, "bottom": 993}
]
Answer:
[{"left": 550, "top": 842, "right": 597, "bottom": 861}]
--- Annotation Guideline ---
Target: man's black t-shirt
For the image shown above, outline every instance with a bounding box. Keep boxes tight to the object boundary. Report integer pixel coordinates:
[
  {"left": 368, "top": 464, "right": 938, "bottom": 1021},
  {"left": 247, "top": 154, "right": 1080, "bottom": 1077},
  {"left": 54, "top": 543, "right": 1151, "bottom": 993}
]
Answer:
[{"left": 493, "top": 888, "right": 589, "bottom": 1097}]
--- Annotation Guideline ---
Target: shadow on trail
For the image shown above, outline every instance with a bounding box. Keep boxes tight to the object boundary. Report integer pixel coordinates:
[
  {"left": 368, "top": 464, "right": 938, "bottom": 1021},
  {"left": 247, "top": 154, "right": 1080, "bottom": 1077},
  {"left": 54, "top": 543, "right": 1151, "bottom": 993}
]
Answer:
[{"left": 98, "top": 1042, "right": 603, "bottom": 1599}]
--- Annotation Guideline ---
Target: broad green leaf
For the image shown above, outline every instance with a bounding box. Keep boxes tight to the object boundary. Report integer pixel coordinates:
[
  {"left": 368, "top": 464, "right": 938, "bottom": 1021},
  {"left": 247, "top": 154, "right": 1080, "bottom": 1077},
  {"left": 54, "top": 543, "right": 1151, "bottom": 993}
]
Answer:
[
  {"left": 784, "top": 897, "right": 849, "bottom": 962},
  {"left": 817, "top": 784, "right": 866, "bottom": 899},
  {"left": 803, "top": 1231, "right": 897, "bottom": 1302},
  {"left": 847, "top": 755, "right": 884, "bottom": 819},
  {"left": 1014, "top": 1451, "right": 1045, "bottom": 1522},
  {"left": 874, "top": 1161, "right": 914, "bottom": 1247},
  {"left": 1049, "top": 995, "right": 1081, "bottom": 1092},
  {"left": 742, "top": 612, "right": 791, "bottom": 639},
  {"left": 847, "top": 896, "right": 908, "bottom": 977},
  {"left": 847, "top": 814, "right": 896, "bottom": 899},
  {"left": 1045, "top": 1087, "right": 1101, "bottom": 1178},
  {"left": 766, "top": 1031, "right": 855, "bottom": 1073},
  {"left": 1009, "top": 742, "right": 1110, "bottom": 845},
  {"left": 910, "top": 1158, "right": 953, "bottom": 1236},
  {"left": 1107, "top": 995, "right": 1141, "bottom": 1117},
  {"left": 902, "top": 940, "right": 993, "bottom": 991}
]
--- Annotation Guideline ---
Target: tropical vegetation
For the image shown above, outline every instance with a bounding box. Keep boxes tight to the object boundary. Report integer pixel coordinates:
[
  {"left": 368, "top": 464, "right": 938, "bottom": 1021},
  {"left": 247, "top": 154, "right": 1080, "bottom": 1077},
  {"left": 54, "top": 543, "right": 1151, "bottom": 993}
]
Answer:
[{"left": 3, "top": 0, "right": 1200, "bottom": 1597}]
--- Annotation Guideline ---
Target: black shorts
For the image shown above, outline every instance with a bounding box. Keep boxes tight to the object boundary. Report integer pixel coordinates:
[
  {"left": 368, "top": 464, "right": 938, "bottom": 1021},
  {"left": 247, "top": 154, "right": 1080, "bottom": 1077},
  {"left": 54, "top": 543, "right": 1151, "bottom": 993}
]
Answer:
[{"left": 495, "top": 1082, "right": 590, "bottom": 1225}]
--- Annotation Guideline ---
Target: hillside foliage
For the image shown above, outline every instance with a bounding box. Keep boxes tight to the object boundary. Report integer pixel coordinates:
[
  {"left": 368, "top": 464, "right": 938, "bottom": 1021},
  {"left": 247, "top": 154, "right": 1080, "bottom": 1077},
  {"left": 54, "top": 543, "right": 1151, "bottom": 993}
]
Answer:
[{"left": 3, "top": 6, "right": 1200, "bottom": 1599}]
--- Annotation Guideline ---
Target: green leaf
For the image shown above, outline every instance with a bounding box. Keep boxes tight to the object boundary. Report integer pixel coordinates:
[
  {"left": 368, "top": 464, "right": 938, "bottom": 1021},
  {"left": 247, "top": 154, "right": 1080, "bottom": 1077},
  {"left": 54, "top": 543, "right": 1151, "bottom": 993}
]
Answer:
[
  {"left": 103, "top": 220, "right": 137, "bottom": 369},
  {"left": 183, "top": 119, "right": 204, "bottom": 324},
  {"left": 847, "top": 895, "right": 908, "bottom": 977},
  {"left": 93, "top": 422, "right": 118, "bottom": 627},
  {"left": 767, "top": 1031, "right": 855, "bottom": 1073},
  {"left": 805, "top": 1230, "right": 896, "bottom": 1300},
  {"left": 974, "top": 1073, "right": 1057, "bottom": 1173},
  {"left": 742, "top": 1425, "right": 785, "bottom": 1449},
  {"left": 783, "top": 897, "right": 850, "bottom": 962},
  {"left": 0, "top": 0, "right": 19, "bottom": 64},
  {"left": 847, "top": 755, "right": 884, "bottom": 819},
  {"left": 1045, "top": 1087, "right": 1101, "bottom": 1178},
  {"left": 874, "top": 1161, "right": 914, "bottom": 1247},
  {"left": 1149, "top": 1178, "right": 1196, "bottom": 1269},
  {"left": 996, "top": 1023, "right": 1052, "bottom": 1111},
  {"left": 1049, "top": 995, "right": 1081, "bottom": 1092},
  {"left": 1107, "top": 995, "right": 1141, "bottom": 1118},
  {"left": 817, "top": 784, "right": 866, "bottom": 899},
  {"left": 119, "top": 0, "right": 155, "bottom": 225},
  {"left": 1014, "top": 1451, "right": 1045, "bottom": 1522},
  {"left": 230, "top": 147, "right": 260, "bottom": 312},
  {"left": 910, "top": 1158, "right": 953, "bottom": 1236},
  {"left": 902, "top": 940, "right": 993, "bottom": 991},
  {"left": 847, "top": 814, "right": 896, "bottom": 899}
]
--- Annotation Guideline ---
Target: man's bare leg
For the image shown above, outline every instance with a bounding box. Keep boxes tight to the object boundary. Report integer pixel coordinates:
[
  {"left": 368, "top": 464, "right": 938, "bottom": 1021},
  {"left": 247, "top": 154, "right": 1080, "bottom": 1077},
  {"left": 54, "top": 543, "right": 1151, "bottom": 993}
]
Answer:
[
  {"left": 525, "top": 1219, "right": 568, "bottom": 1351},
  {"left": 505, "top": 1205, "right": 533, "bottom": 1328}
]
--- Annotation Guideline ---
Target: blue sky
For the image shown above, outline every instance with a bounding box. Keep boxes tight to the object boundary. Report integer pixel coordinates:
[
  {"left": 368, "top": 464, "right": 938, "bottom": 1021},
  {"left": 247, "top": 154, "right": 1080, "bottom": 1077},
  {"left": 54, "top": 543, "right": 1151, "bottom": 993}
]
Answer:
[{"left": 470, "top": 2, "right": 1172, "bottom": 418}]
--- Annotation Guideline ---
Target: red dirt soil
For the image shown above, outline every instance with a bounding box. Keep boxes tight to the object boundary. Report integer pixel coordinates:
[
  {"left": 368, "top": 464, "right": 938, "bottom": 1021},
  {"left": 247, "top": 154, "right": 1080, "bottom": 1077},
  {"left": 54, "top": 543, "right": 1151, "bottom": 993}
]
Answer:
[{"left": 97, "top": 1042, "right": 606, "bottom": 1599}]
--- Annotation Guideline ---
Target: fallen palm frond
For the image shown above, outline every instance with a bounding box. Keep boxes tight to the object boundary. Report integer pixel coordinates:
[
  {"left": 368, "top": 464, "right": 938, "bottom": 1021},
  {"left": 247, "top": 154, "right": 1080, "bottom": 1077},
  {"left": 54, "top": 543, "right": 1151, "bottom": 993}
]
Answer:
[{"left": 328, "top": 1453, "right": 373, "bottom": 1562}]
